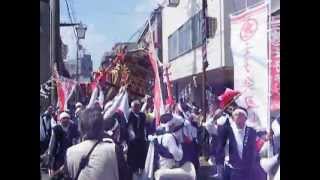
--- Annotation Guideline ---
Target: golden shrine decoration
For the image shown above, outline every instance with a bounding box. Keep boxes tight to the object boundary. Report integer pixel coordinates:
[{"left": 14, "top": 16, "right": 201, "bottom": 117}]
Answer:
[{"left": 99, "top": 49, "right": 153, "bottom": 99}]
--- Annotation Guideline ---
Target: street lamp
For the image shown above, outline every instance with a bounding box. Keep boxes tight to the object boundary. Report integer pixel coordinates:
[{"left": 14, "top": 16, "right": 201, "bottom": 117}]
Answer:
[
  {"left": 75, "top": 23, "right": 87, "bottom": 102},
  {"left": 76, "top": 23, "right": 87, "bottom": 39}
]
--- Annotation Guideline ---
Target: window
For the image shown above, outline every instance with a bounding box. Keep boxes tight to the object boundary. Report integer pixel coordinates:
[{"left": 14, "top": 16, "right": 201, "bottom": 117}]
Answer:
[
  {"left": 232, "top": 0, "right": 265, "bottom": 13},
  {"left": 247, "top": 0, "right": 264, "bottom": 6},
  {"left": 168, "top": 10, "right": 216, "bottom": 61},
  {"left": 178, "top": 19, "right": 192, "bottom": 55},
  {"left": 192, "top": 12, "right": 202, "bottom": 48},
  {"left": 168, "top": 31, "right": 178, "bottom": 60}
]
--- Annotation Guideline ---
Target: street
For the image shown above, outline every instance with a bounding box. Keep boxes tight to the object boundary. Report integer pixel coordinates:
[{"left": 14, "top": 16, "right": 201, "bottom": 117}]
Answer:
[{"left": 41, "top": 157, "right": 218, "bottom": 180}]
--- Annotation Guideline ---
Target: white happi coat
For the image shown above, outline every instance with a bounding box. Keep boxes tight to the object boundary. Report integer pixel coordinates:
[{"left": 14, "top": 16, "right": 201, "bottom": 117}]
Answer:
[{"left": 154, "top": 133, "right": 196, "bottom": 180}]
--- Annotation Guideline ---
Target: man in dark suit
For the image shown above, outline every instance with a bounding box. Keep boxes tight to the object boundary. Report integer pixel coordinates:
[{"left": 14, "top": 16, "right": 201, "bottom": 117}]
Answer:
[
  {"left": 127, "top": 100, "right": 148, "bottom": 177},
  {"left": 40, "top": 106, "right": 54, "bottom": 155},
  {"left": 215, "top": 107, "right": 265, "bottom": 180},
  {"left": 47, "top": 112, "right": 80, "bottom": 179}
]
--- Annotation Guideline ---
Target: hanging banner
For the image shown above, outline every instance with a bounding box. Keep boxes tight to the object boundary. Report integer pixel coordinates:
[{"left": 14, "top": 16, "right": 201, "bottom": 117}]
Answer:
[
  {"left": 146, "top": 19, "right": 165, "bottom": 127},
  {"left": 56, "top": 76, "right": 77, "bottom": 111},
  {"left": 148, "top": 53, "right": 165, "bottom": 127},
  {"left": 271, "top": 15, "right": 280, "bottom": 111},
  {"left": 231, "top": 3, "right": 268, "bottom": 130}
]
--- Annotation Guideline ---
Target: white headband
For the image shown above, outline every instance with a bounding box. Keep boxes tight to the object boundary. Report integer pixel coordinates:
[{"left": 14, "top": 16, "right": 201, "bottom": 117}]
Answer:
[
  {"left": 232, "top": 109, "right": 248, "bottom": 118},
  {"left": 59, "top": 112, "right": 70, "bottom": 120}
]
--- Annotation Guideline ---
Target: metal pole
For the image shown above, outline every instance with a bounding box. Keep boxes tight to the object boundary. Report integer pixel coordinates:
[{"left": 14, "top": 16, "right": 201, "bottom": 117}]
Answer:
[
  {"left": 50, "top": 0, "right": 59, "bottom": 107},
  {"left": 76, "top": 38, "right": 79, "bottom": 102},
  {"left": 245, "top": 0, "right": 248, "bottom": 10},
  {"left": 202, "top": 0, "right": 208, "bottom": 123},
  {"left": 267, "top": 1, "right": 272, "bottom": 180}
]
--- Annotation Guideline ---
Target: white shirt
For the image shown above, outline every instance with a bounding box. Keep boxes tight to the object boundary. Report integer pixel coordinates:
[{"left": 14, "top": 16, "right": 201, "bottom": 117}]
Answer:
[
  {"left": 229, "top": 120, "right": 246, "bottom": 159},
  {"left": 183, "top": 120, "right": 197, "bottom": 139},
  {"left": 51, "top": 117, "right": 57, "bottom": 128},
  {"left": 157, "top": 133, "right": 183, "bottom": 169},
  {"left": 203, "top": 116, "right": 218, "bottom": 135}
]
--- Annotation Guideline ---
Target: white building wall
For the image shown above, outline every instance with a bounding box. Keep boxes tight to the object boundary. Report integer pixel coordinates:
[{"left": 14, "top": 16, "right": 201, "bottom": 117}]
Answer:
[{"left": 162, "top": 0, "right": 230, "bottom": 81}]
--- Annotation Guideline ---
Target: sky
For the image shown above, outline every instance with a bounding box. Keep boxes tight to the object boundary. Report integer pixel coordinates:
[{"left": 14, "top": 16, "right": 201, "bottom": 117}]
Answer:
[{"left": 60, "top": 0, "right": 163, "bottom": 70}]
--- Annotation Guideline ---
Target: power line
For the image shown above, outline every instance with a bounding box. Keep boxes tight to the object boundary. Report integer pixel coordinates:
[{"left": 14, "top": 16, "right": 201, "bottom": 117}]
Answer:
[
  {"left": 127, "top": 11, "right": 153, "bottom": 42},
  {"left": 64, "top": 0, "right": 77, "bottom": 40},
  {"left": 127, "top": 21, "right": 147, "bottom": 42},
  {"left": 108, "top": 11, "right": 150, "bottom": 15},
  {"left": 69, "top": 0, "right": 78, "bottom": 24}
]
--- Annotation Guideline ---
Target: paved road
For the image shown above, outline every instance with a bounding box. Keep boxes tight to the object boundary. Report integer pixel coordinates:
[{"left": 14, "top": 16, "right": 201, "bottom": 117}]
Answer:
[
  {"left": 197, "top": 157, "right": 218, "bottom": 180},
  {"left": 41, "top": 170, "right": 49, "bottom": 180},
  {"left": 41, "top": 157, "right": 218, "bottom": 180}
]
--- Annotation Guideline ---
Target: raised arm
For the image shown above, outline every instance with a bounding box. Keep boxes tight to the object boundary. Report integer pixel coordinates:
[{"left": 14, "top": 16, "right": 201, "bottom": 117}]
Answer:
[
  {"left": 140, "top": 101, "right": 148, "bottom": 113},
  {"left": 103, "top": 90, "right": 125, "bottom": 120},
  {"left": 98, "top": 86, "right": 105, "bottom": 109},
  {"left": 86, "top": 86, "right": 99, "bottom": 109},
  {"left": 203, "top": 116, "right": 218, "bottom": 135}
]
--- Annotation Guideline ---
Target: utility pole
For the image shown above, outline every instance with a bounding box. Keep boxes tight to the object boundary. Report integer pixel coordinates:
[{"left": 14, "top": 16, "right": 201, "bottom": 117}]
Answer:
[
  {"left": 202, "top": 0, "right": 209, "bottom": 122},
  {"left": 49, "top": 0, "right": 60, "bottom": 107},
  {"left": 76, "top": 38, "right": 79, "bottom": 102}
]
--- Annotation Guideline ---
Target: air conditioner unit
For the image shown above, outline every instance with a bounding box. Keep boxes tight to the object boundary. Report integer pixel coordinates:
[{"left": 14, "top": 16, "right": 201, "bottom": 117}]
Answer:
[{"left": 207, "top": 17, "right": 217, "bottom": 38}]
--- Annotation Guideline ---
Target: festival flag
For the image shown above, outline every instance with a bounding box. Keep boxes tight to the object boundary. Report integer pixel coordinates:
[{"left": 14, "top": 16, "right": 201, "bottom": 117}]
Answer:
[
  {"left": 56, "top": 76, "right": 77, "bottom": 112},
  {"left": 163, "top": 64, "right": 174, "bottom": 106},
  {"left": 146, "top": 19, "right": 165, "bottom": 127},
  {"left": 103, "top": 87, "right": 130, "bottom": 122},
  {"left": 270, "top": 15, "right": 280, "bottom": 111},
  {"left": 148, "top": 53, "right": 165, "bottom": 127},
  {"left": 231, "top": 3, "right": 268, "bottom": 130}
]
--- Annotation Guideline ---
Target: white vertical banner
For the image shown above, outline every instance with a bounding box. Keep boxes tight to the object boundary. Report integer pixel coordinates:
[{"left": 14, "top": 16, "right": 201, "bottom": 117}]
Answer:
[{"left": 231, "top": 3, "right": 269, "bottom": 130}]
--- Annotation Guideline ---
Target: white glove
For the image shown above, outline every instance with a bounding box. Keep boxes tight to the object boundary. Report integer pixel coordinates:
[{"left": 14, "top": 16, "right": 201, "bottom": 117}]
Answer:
[
  {"left": 212, "top": 165, "right": 224, "bottom": 179},
  {"left": 122, "top": 142, "right": 128, "bottom": 153},
  {"left": 148, "top": 135, "right": 157, "bottom": 141},
  {"left": 128, "top": 126, "right": 136, "bottom": 141}
]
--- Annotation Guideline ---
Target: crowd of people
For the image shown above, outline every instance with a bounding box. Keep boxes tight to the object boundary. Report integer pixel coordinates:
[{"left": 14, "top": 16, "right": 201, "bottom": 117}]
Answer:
[{"left": 40, "top": 87, "right": 280, "bottom": 180}]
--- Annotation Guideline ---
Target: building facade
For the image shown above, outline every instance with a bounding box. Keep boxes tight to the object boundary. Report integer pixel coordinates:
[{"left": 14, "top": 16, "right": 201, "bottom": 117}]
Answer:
[
  {"left": 137, "top": 6, "right": 163, "bottom": 63},
  {"left": 80, "top": 54, "right": 93, "bottom": 80},
  {"left": 161, "top": 0, "right": 273, "bottom": 108},
  {"left": 40, "top": 0, "right": 50, "bottom": 84},
  {"left": 64, "top": 53, "right": 93, "bottom": 83},
  {"left": 64, "top": 60, "right": 77, "bottom": 78}
]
